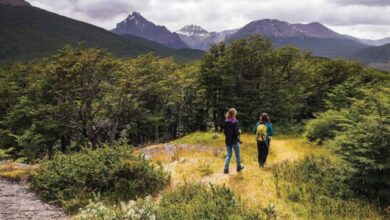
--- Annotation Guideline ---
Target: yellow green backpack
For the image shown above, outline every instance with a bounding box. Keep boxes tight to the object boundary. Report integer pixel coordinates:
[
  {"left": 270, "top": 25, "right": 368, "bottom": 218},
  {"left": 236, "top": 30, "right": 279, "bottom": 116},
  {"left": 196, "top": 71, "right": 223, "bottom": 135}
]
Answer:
[{"left": 256, "top": 124, "right": 268, "bottom": 142}]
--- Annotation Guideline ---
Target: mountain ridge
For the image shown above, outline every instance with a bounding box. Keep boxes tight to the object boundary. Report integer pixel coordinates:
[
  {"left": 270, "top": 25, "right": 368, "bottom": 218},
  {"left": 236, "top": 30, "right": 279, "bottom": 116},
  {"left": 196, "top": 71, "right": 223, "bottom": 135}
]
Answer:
[
  {"left": 112, "top": 12, "right": 189, "bottom": 49},
  {"left": 0, "top": 5, "right": 203, "bottom": 63},
  {"left": 176, "top": 24, "right": 237, "bottom": 50},
  {"left": 0, "top": 0, "right": 30, "bottom": 6}
]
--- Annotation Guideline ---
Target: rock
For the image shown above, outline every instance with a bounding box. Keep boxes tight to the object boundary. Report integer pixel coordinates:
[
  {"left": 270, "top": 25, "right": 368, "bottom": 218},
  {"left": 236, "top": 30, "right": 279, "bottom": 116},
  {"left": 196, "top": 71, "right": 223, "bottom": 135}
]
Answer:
[{"left": 0, "top": 178, "right": 67, "bottom": 220}]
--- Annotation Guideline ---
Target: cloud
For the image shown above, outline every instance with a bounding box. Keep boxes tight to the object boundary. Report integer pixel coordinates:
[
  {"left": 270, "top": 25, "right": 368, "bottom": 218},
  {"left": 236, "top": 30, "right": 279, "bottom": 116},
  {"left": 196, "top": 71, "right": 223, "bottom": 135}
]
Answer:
[
  {"left": 328, "top": 0, "right": 390, "bottom": 6},
  {"left": 26, "top": 0, "right": 390, "bottom": 39}
]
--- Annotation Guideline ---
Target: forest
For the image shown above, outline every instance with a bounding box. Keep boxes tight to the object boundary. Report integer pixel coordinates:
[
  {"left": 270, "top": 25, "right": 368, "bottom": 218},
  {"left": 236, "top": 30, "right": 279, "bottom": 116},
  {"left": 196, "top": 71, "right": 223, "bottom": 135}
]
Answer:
[{"left": 0, "top": 35, "right": 389, "bottom": 219}]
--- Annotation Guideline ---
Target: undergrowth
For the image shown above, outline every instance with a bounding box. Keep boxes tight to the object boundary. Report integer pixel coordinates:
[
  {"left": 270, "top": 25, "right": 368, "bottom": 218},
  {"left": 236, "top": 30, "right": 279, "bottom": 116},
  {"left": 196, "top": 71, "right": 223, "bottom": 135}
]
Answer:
[
  {"left": 271, "top": 155, "right": 381, "bottom": 219},
  {"left": 30, "top": 146, "right": 170, "bottom": 213}
]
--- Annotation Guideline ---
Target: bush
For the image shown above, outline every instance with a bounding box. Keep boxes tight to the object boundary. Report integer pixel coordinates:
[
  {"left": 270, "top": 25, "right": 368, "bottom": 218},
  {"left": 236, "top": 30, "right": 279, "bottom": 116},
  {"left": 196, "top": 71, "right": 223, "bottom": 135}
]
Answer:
[
  {"left": 30, "top": 146, "right": 169, "bottom": 213},
  {"left": 329, "top": 111, "right": 390, "bottom": 205},
  {"left": 306, "top": 88, "right": 390, "bottom": 206},
  {"left": 272, "top": 155, "right": 381, "bottom": 219},
  {"left": 305, "top": 110, "right": 346, "bottom": 144},
  {"left": 74, "top": 184, "right": 262, "bottom": 220},
  {"left": 76, "top": 196, "right": 158, "bottom": 220},
  {"left": 157, "top": 183, "right": 262, "bottom": 220}
]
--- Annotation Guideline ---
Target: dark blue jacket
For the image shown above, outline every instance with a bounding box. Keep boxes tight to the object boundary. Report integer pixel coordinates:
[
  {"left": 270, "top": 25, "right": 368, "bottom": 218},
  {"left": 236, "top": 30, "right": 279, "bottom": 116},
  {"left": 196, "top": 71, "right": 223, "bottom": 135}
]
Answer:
[{"left": 224, "top": 118, "right": 239, "bottom": 145}]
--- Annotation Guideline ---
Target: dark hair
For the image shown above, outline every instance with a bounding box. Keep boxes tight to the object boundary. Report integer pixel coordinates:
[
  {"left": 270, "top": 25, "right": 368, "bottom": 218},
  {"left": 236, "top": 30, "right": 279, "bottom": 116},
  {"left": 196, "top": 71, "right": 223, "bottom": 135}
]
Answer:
[{"left": 260, "top": 113, "right": 270, "bottom": 124}]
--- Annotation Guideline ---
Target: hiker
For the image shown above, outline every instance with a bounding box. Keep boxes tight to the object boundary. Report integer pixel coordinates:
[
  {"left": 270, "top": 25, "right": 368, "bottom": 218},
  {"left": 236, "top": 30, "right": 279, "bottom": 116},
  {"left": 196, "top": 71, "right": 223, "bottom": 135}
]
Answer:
[
  {"left": 254, "top": 113, "right": 273, "bottom": 167},
  {"left": 223, "top": 108, "right": 244, "bottom": 174}
]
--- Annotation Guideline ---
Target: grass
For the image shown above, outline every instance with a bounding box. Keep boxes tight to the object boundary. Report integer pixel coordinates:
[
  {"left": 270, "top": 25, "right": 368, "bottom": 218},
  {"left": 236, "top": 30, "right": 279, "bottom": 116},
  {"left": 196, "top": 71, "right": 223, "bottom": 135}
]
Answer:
[
  {"left": 0, "top": 162, "right": 30, "bottom": 181},
  {"left": 141, "top": 131, "right": 384, "bottom": 219}
]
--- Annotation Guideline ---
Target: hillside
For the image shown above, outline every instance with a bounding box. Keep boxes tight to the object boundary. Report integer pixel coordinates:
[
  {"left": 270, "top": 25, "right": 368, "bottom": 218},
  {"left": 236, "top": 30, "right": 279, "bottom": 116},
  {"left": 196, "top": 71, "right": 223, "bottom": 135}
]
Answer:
[
  {"left": 0, "top": 5, "right": 203, "bottom": 63},
  {"left": 270, "top": 36, "right": 369, "bottom": 57},
  {"left": 349, "top": 43, "right": 390, "bottom": 64},
  {"left": 226, "top": 19, "right": 367, "bottom": 58}
]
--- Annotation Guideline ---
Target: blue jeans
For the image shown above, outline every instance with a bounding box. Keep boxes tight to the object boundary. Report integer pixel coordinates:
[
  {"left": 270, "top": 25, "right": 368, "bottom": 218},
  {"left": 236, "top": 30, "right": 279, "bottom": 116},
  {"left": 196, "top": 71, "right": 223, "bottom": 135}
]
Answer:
[{"left": 224, "top": 142, "right": 241, "bottom": 170}]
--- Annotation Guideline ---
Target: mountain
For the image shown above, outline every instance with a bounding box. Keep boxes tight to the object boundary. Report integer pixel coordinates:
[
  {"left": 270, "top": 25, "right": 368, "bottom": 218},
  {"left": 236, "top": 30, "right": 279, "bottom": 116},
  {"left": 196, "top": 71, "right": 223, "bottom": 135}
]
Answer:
[
  {"left": 346, "top": 42, "right": 390, "bottom": 71},
  {"left": 112, "top": 12, "right": 188, "bottom": 49},
  {"left": 177, "top": 25, "right": 237, "bottom": 50},
  {"left": 0, "top": 0, "right": 30, "bottom": 6},
  {"left": 349, "top": 43, "right": 390, "bottom": 64},
  {"left": 227, "top": 19, "right": 345, "bottom": 39},
  {"left": 359, "top": 37, "right": 390, "bottom": 46},
  {"left": 0, "top": 5, "right": 203, "bottom": 63},
  {"left": 343, "top": 35, "right": 390, "bottom": 46},
  {"left": 225, "top": 19, "right": 367, "bottom": 58}
]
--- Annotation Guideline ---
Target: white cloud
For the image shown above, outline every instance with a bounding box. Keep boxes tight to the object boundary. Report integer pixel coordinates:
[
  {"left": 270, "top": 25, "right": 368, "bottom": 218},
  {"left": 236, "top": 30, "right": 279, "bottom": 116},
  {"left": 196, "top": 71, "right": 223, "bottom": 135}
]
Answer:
[
  {"left": 328, "top": 0, "right": 390, "bottom": 6},
  {"left": 26, "top": 0, "right": 390, "bottom": 39}
]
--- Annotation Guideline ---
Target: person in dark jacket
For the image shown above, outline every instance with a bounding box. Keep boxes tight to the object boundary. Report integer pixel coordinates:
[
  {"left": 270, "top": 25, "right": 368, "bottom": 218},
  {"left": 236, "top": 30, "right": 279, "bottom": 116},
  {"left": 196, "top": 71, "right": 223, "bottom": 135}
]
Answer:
[{"left": 223, "top": 108, "right": 244, "bottom": 174}]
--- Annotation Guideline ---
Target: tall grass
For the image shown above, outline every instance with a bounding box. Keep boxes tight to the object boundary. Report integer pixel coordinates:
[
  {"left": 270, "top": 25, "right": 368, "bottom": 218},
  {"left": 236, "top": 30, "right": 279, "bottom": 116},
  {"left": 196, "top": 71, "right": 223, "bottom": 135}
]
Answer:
[{"left": 271, "top": 155, "right": 381, "bottom": 219}]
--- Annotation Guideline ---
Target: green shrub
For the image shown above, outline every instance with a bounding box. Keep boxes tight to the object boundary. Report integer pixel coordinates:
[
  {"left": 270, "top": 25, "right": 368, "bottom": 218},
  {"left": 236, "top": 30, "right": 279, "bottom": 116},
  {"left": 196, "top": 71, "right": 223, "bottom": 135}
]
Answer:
[
  {"left": 157, "top": 183, "right": 262, "bottom": 220},
  {"left": 329, "top": 110, "right": 390, "bottom": 205},
  {"left": 272, "top": 155, "right": 381, "bottom": 219},
  {"left": 30, "top": 146, "right": 169, "bottom": 213},
  {"left": 304, "top": 110, "right": 346, "bottom": 144},
  {"left": 306, "top": 88, "right": 390, "bottom": 206},
  {"left": 272, "top": 121, "right": 305, "bottom": 136}
]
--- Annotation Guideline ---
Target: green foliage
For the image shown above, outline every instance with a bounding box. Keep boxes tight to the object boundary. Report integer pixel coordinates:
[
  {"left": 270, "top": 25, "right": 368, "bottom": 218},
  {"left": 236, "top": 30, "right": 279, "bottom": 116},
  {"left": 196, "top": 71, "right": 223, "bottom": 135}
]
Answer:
[
  {"left": 0, "top": 47, "right": 206, "bottom": 160},
  {"left": 30, "top": 146, "right": 169, "bottom": 213},
  {"left": 199, "top": 35, "right": 381, "bottom": 131},
  {"left": 157, "top": 183, "right": 262, "bottom": 220},
  {"left": 304, "top": 110, "right": 346, "bottom": 144},
  {"left": 74, "top": 184, "right": 263, "bottom": 220},
  {"left": 272, "top": 155, "right": 380, "bottom": 219},
  {"left": 328, "top": 88, "right": 390, "bottom": 205},
  {"left": 306, "top": 87, "right": 390, "bottom": 206}
]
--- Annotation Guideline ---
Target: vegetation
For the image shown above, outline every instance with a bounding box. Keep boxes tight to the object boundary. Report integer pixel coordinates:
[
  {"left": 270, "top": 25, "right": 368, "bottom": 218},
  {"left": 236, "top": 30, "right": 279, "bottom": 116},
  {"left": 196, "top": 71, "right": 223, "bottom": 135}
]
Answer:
[
  {"left": 0, "top": 162, "right": 30, "bottom": 181},
  {"left": 1, "top": 35, "right": 387, "bottom": 161},
  {"left": 75, "top": 184, "right": 262, "bottom": 220},
  {"left": 76, "top": 196, "right": 158, "bottom": 220},
  {"left": 200, "top": 35, "right": 385, "bottom": 130},
  {"left": 0, "top": 34, "right": 388, "bottom": 219},
  {"left": 30, "top": 147, "right": 169, "bottom": 213},
  {"left": 157, "top": 184, "right": 261, "bottom": 220},
  {"left": 272, "top": 156, "right": 380, "bottom": 219},
  {"left": 0, "top": 47, "right": 206, "bottom": 161},
  {"left": 305, "top": 87, "right": 390, "bottom": 206}
]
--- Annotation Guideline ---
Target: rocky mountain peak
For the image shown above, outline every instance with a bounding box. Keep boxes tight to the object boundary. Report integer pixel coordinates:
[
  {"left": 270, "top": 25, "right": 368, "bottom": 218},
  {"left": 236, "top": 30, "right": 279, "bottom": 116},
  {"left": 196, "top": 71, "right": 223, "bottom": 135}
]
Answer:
[
  {"left": 112, "top": 12, "right": 189, "bottom": 49},
  {"left": 178, "top": 25, "right": 208, "bottom": 36}
]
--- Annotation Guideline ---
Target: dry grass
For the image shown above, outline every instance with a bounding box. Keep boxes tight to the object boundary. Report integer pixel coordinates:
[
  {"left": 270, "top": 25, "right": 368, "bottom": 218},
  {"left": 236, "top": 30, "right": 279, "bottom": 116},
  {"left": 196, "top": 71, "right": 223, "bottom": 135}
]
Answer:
[
  {"left": 0, "top": 162, "right": 30, "bottom": 181},
  {"left": 138, "top": 132, "right": 384, "bottom": 219},
  {"left": 138, "top": 132, "right": 329, "bottom": 219}
]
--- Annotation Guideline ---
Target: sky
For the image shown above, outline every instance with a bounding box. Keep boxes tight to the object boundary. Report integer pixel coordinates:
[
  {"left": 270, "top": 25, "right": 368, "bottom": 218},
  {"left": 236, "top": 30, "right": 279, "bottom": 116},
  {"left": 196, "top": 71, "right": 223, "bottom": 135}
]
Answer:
[{"left": 27, "top": 0, "right": 390, "bottom": 40}]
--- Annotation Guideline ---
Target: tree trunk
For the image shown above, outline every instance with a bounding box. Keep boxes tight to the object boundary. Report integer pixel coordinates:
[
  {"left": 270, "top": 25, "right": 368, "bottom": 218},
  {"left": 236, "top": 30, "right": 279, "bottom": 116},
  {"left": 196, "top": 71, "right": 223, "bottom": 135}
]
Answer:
[
  {"left": 108, "top": 120, "right": 119, "bottom": 146},
  {"left": 47, "top": 144, "right": 54, "bottom": 160},
  {"left": 155, "top": 122, "right": 159, "bottom": 142},
  {"left": 60, "top": 136, "right": 70, "bottom": 153}
]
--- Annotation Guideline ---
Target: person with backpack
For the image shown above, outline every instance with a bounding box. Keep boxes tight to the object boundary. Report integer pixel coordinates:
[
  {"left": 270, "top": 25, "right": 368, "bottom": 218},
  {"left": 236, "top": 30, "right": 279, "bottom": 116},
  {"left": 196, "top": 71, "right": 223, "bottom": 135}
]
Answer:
[
  {"left": 254, "top": 113, "right": 273, "bottom": 167},
  {"left": 223, "top": 108, "right": 244, "bottom": 174}
]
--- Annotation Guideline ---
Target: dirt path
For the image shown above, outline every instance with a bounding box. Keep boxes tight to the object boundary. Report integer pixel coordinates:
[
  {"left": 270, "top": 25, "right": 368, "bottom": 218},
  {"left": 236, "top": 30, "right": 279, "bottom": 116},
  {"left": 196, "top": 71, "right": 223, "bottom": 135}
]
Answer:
[
  {"left": 0, "top": 178, "right": 67, "bottom": 220},
  {"left": 138, "top": 137, "right": 305, "bottom": 188}
]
